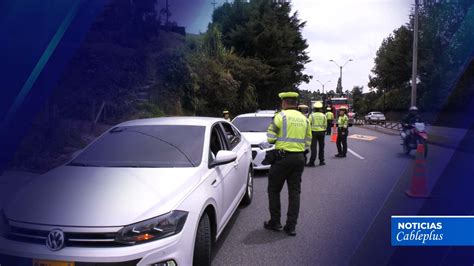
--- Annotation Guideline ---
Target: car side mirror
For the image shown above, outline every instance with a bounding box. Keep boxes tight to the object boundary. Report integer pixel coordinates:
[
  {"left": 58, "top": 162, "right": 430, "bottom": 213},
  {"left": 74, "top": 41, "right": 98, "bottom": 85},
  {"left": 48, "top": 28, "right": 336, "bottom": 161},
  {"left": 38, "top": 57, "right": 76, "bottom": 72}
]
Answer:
[{"left": 210, "top": 150, "right": 237, "bottom": 168}]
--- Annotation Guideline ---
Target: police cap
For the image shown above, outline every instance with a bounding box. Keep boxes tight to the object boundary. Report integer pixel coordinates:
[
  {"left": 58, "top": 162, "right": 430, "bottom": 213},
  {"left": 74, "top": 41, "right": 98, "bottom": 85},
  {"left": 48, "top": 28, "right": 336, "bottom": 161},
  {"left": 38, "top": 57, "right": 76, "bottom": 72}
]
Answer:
[{"left": 278, "top": 92, "right": 299, "bottom": 99}]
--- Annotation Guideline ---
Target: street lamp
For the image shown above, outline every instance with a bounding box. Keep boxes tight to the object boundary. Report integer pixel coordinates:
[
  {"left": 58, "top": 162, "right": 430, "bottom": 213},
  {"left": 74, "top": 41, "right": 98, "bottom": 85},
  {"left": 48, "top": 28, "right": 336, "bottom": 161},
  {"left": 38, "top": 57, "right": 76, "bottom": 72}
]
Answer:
[
  {"left": 316, "top": 80, "right": 331, "bottom": 94},
  {"left": 329, "top": 59, "right": 353, "bottom": 94},
  {"left": 411, "top": 0, "right": 419, "bottom": 107}
]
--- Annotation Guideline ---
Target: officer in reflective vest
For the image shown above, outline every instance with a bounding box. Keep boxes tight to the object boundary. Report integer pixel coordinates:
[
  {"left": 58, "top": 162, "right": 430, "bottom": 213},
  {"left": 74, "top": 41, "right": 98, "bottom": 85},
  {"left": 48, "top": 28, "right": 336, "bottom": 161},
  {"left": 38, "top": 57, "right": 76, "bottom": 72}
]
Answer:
[
  {"left": 264, "top": 91, "right": 312, "bottom": 236},
  {"left": 325, "top": 107, "right": 334, "bottom": 135},
  {"left": 335, "top": 106, "right": 349, "bottom": 157},
  {"left": 307, "top": 101, "right": 327, "bottom": 166}
]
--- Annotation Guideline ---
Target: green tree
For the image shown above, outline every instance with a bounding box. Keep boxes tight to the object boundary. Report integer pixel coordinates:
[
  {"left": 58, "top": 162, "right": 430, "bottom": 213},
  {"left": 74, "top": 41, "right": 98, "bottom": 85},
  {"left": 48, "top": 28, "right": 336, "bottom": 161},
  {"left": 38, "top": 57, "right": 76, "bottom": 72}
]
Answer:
[
  {"left": 351, "top": 86, "right": 364, "bottom": 113},
  {"left": 186, "top": 25, "right": 269, "bottom": 116},
  {"left": 369, "top": 2, "right": 474, "bottom": 113},
  {"left": 212, "top": 0, "right": 311, "bottom": 108},
  {"left": 368, "top": 26, "right": 412, "bottom": 94}
]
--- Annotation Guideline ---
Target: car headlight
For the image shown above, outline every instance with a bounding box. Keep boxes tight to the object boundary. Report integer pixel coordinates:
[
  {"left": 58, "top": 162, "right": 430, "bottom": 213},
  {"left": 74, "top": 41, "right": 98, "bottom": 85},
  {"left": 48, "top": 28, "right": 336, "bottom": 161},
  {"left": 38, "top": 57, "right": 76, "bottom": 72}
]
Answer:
[
  {"left": 259, "top": 141, "right": 273, "bottom": 150},
  {"left": 115, "top": 210, "right": 188, "bottom": 245}
]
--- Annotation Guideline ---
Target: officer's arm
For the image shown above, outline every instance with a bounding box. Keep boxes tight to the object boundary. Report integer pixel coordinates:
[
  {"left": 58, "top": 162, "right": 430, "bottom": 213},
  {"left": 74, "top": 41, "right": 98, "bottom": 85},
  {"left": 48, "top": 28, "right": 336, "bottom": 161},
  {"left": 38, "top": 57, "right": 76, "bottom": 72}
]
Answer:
[
  {"left": 323, "top": 114, "right": 327, "bottom": 128},
  {"left": 267, "top": 114, "right": 281, "bottom": 144},
  {"left": 305, "top": 119, "right": 312, "bottom": 149}
]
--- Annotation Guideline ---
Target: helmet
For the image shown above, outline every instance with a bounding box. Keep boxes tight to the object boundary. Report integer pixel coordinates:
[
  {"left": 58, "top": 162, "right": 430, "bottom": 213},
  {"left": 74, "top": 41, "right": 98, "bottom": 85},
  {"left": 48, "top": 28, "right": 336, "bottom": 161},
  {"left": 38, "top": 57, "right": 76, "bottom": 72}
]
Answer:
[
  {"left": 313, "top": 101, "right": 323, "bottom": 109},
  {"left": 326, "top": 107, "right": 331, "bottom": 111},
  {"left": 223, "top": 110, "right": 229, "bottom": 114},
  {"left": 339, "top": 106, "right": 348, "bottom": 110},
  {"left": 409, "top": 106, "right": 418, "bottom": 112}
]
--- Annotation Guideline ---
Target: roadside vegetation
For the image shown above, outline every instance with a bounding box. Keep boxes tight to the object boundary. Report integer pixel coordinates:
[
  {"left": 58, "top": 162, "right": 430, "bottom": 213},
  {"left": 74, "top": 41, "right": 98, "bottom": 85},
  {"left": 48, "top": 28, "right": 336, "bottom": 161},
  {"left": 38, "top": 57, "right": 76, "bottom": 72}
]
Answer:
[
  {"left": 350, "top": 2, "right": 474, "bottom": 124},
  {"left": 11, "top": 0, "right": 310, "bottom": 172}
]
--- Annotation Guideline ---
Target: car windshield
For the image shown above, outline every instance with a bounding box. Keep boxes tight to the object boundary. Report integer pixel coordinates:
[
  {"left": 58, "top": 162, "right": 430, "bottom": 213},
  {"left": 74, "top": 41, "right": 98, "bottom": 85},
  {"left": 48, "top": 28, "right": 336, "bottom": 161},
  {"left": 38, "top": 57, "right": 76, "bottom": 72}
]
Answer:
[
  {"left": 232, "top": 116, "right": 273, "bottom": 132},
  {"left": 373, "top": 112, "right": 383, "bottom": 115},
  {"left": 70, "top": 125, "right": 205, "bottom": 168}
]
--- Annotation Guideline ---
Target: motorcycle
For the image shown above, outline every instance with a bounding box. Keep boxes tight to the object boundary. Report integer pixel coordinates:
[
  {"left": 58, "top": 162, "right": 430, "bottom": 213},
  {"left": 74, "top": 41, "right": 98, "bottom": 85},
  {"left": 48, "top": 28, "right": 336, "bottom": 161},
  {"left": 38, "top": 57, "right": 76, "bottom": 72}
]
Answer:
[{"left": 400, "top": 122, "right": 428, "bottom": 157}]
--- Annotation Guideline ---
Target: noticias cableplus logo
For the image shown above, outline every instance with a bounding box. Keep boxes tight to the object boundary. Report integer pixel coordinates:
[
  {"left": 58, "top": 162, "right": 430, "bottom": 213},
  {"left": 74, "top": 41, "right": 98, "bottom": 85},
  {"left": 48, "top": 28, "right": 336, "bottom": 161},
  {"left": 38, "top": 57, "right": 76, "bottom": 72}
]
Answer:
[
  {"left": 391, "top": 215, "right": 474, "bottom": 246},
  {"left": 395, "top": 220, "right": 443, "bottom": 244}
]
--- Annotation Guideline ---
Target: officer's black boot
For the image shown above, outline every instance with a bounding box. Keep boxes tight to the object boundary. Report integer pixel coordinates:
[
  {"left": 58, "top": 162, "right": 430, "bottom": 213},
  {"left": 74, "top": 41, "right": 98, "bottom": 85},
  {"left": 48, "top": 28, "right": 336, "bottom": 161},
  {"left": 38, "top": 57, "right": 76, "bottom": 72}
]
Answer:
[
  {"left": 283, "top": 225, "right": 296, "bottom": 236},
  {"left": 264, "top": 220, "right": 283, "bottom": 231}
]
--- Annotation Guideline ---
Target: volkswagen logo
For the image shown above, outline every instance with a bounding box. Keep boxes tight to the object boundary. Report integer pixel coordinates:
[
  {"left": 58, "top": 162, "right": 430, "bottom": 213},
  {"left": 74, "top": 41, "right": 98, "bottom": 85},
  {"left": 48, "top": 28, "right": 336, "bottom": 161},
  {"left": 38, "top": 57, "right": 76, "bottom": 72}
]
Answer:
[{"left": 46, "top": 229, "right": 65, "bottom": 251}]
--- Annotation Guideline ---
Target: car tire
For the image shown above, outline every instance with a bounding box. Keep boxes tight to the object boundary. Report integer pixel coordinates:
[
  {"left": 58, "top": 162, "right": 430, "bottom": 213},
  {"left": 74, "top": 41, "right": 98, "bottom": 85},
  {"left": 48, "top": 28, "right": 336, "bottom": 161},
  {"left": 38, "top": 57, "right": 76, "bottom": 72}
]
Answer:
[
  {"left": 193, "top": 213, "right": 211, "bottom": 266},
  {"left": 241, "top": 167, "right": 253, "bottom": 206}
]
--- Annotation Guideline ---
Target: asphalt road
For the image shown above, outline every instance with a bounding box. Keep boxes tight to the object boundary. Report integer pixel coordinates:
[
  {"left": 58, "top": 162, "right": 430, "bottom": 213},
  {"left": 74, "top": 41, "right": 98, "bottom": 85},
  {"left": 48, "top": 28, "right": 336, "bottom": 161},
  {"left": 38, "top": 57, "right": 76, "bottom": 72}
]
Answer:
[
  {"left": 1, "top": 126, "right": 470, "bottom": 265},
  {"left": 211, "top": 126, "right": 458, "bottom": 266}
]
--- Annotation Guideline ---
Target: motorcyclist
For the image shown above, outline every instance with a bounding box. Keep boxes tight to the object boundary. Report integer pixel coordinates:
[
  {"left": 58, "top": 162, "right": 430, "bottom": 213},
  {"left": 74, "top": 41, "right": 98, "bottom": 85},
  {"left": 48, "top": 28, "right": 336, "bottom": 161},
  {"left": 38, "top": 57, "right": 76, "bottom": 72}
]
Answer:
[{"left": 401, "top": 106, "right": 422, "bottom": 142}]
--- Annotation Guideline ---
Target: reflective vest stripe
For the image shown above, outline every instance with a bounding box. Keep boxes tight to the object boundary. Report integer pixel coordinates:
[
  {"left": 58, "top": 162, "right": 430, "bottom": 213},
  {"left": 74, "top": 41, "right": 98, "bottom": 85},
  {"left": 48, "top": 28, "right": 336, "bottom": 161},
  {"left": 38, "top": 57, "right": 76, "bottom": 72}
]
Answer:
[
  {"left": 281, "top": 112, "right": 288, "bottom": 139},
  {"left": 277, "top": 111, "right": 307, "bottom": 144}
]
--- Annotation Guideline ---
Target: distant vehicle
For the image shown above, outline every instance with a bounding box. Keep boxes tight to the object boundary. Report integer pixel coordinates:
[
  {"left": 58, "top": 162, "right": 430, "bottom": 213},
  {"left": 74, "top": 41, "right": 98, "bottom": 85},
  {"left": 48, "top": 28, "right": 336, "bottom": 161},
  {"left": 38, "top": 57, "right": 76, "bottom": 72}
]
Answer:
[
  {"left": 365, "top": 111, "right": 386, "bottom": 123},
  {"left": 0, "top": 117, "right": 253, "bottom": 266},
  {"left": 329, "top": 97, "right": 355, "bottom": 126},
  {"left": 232, "top": 112, "right": 275, "bottom": 170}
]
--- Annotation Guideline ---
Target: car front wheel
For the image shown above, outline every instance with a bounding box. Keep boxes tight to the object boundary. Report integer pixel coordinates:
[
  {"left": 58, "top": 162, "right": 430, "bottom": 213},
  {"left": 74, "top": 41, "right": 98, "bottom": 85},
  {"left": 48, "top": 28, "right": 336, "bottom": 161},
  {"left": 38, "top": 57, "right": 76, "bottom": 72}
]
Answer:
[
  {"left": 193, "top": 213, "right": 211, "bottom": 266},
  {"left": 241, "top": 167, "right": 253, "bottom": 206}
]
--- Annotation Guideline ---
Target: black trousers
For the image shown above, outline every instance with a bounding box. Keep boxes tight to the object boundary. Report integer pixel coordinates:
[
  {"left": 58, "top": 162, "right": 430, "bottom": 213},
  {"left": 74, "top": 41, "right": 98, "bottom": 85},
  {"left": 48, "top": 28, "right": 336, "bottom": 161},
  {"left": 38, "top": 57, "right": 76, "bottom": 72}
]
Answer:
[
  {"left": 336, "top": 128, "right": 348, "bottom": 155},
  {"left": 309, "top": 131, "right": 325, "bottom": 164},
  {"left": 267, "top": 152, "right": 305, "bottom": 229},
  {"left": 326, "top": 120, "right": 333, "bottom": 135}
]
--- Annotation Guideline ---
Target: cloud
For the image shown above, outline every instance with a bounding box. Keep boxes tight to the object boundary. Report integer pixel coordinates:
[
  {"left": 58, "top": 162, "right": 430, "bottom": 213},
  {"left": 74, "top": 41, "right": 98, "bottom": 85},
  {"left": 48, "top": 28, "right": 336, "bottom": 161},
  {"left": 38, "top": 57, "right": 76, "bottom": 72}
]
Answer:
[{"left": 292, "top": 0, "right": 412, "bottom": 92}]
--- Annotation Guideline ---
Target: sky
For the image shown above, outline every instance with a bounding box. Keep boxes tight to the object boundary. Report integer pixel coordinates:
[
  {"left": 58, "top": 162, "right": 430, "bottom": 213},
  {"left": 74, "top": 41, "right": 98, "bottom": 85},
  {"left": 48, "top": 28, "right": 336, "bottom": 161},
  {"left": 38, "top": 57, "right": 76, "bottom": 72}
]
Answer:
[
  {"left": 158, "top": 0, "right": 414, "bottom": 92},
  {"left": 291, "top": 0, "right": 413, "bottom": 92}
]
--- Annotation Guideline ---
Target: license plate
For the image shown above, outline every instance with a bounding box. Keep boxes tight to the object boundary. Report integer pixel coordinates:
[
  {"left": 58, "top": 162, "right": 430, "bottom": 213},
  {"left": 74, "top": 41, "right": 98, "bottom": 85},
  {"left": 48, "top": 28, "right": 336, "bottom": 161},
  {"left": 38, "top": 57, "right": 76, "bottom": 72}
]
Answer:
[{"left": 32, "top": 260, "right": 75, "bottom": 266}]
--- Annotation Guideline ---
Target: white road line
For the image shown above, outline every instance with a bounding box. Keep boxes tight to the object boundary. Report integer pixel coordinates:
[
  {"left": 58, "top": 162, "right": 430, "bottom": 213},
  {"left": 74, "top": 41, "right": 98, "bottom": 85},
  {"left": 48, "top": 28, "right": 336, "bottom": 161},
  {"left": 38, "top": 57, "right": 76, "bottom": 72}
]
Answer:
[{"left": 348, "top": 148, "right": 365, "bottom": 160}]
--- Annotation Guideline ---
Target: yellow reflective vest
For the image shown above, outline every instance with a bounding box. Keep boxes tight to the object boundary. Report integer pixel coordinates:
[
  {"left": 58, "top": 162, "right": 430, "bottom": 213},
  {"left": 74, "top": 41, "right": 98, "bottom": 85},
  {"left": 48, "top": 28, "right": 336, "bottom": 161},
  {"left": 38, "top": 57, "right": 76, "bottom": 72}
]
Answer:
[
  {"left": 325, "top": 111, "right": 334, "bottom": 120},
  {"left": 267, "top": 109, "right": 312, "bottom": 152},
  {"left": 309, "top": 112, "right": 327, "bottom": 132},
  {"left": 338, "top": 114, "right": 349, "bottom": 129}
]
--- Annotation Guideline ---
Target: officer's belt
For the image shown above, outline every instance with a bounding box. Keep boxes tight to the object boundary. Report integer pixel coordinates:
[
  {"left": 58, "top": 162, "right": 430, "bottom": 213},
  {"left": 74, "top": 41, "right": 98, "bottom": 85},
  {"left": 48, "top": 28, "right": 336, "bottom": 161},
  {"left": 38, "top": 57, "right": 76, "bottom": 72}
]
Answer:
[{"left": 276, "top": 149, "right": 304, "bottom": 154}]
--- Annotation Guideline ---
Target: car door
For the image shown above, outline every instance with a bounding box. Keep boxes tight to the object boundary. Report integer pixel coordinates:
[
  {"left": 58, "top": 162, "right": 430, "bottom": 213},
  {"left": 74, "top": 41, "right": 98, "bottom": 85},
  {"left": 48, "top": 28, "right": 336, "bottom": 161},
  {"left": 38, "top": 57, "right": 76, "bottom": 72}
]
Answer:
[
  {"left": 209, "top": 124, "right": 236, "bottom": 229},
  {"left": 219, "top": 122, "right": 249, "bottom": 210}
]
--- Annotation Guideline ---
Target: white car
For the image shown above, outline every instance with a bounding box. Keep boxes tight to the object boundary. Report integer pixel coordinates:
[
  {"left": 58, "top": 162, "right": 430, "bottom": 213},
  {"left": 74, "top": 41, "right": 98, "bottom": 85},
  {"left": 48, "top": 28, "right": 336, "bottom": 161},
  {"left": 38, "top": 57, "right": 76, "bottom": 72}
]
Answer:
[
  {"left": 232, "top": 111, "right": 275, "bottom": 170},
  {"left": 364, "top": 111, "right": 386, "bottom": 123},
  {"left": 0, "top": 117, "right": 253, "bottom": 266}
]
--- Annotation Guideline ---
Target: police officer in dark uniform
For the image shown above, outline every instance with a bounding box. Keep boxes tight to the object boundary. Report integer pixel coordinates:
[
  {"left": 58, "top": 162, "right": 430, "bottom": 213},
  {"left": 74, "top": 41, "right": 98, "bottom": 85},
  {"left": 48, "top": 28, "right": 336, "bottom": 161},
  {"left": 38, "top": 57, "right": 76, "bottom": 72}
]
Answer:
[{"left": 264, "top": 92, "right": 312, "bottom": 236}]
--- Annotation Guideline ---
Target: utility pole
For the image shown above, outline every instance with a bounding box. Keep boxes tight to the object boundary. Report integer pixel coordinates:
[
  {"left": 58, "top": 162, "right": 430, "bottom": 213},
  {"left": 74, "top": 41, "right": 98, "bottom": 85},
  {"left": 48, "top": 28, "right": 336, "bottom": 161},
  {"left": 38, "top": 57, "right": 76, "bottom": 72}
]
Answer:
[
  {"left": 411, "top": 0, "right": 419, "bottom": 107},
  {"left": 211, "top": 0, "right": 217, "bottom": 10}
]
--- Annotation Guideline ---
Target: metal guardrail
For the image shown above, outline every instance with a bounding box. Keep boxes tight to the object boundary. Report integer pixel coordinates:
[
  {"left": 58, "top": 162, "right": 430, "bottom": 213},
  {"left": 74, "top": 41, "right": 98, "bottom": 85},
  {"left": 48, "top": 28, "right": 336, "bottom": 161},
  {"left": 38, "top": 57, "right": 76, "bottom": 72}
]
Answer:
[{"left": 354, "top": 119, "right": 403, "bottom": 131}]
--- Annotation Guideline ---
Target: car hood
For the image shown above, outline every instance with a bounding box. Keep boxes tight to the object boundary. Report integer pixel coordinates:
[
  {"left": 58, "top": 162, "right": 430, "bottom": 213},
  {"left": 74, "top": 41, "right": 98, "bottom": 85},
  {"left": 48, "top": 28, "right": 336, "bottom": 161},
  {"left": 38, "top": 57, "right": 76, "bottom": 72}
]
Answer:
[
  {"left": 241, "top": 132, "right": 268, "bottom": 145},
  {"left": 4, "top": 166, "right": 201, "bottom": 227}
]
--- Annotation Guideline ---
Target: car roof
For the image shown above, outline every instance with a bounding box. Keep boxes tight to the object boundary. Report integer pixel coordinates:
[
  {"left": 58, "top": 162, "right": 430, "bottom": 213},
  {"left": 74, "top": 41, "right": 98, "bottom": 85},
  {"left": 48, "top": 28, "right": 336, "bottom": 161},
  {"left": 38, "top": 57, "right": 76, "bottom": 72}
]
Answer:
[
  {"left": 116, "top": 116, "right": 225, "bottom": 127},
  {"left": 234, "top": 112, "right": 275, "bottom": 118}
]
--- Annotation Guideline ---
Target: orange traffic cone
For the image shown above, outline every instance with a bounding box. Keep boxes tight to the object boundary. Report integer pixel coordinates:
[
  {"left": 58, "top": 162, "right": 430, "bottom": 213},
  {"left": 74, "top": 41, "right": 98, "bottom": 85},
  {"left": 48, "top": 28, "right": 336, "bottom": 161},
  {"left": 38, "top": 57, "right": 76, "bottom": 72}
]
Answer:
[
  {"left": 405, "top": 144, "right": 429, "bottom": 198},
  {"left": 330, "top": 124, "right": 337, "bottom": 142}
]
